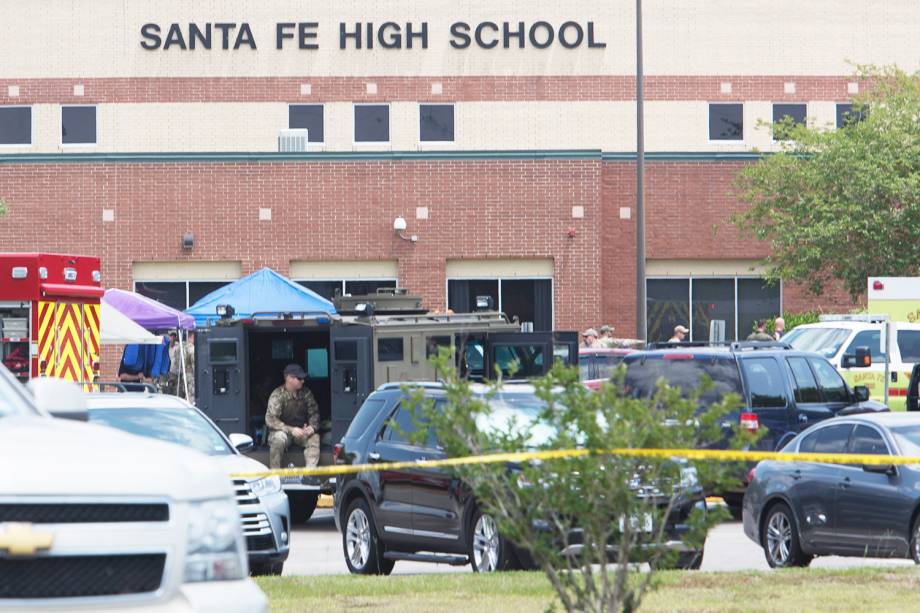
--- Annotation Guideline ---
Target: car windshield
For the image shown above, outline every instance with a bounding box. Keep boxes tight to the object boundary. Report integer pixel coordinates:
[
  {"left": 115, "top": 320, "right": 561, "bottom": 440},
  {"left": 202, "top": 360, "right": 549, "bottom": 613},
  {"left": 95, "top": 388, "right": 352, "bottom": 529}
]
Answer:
[
  {"left": 783, "top": 327, "right": 850, "bottom": 359},
  {"left": 88, "top": 406, "right": 233, "bottom": 456},
  {"left": 889, "top": 425, "right": 920, "bottom": 457},
  {"left": 624, "top": 356, "right": 742, "bottom": 404},
  {"left": 0, "top": 366, "right": 39, "bottom": 417}
]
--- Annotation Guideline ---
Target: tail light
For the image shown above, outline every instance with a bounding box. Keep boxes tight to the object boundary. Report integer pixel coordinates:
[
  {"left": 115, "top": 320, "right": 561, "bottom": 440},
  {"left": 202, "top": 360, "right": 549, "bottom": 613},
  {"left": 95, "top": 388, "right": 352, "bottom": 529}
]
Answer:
[
  {"left": 92, "top": 361, "right": 100, "bottom": 372},
  {"left": 746, "top": 467, "right": 756, "bottom": 484},
  {"left": 740, "top": 412, "right": 760, "bottom": 432},
  {"left": 333, "top": 443, "right": 344, "bottom": 464}
]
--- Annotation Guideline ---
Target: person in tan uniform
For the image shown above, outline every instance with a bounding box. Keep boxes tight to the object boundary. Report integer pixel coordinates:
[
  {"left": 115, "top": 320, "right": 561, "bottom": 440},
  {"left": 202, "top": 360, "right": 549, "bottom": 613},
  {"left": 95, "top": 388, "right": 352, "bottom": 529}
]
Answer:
[{"left": 265, "top": 363, "right": 320, "bottom": 470}]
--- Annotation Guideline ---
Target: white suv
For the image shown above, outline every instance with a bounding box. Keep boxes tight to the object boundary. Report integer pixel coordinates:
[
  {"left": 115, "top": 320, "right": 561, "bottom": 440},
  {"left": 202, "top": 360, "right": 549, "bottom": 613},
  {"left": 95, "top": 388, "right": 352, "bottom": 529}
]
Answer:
[{"left": 0, "top": 368, "right": 267, "bottom": 612}]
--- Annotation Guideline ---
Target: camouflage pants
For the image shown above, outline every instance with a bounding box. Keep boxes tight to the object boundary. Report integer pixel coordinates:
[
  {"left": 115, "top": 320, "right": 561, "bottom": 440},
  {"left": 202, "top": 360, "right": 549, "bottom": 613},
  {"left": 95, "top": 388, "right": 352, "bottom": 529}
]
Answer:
[
  {"left": 268, "top": 429, "right": 320, "bottom": 469},
  {"left": 164, "top": 373, "right": 178, "bottom": 396}
]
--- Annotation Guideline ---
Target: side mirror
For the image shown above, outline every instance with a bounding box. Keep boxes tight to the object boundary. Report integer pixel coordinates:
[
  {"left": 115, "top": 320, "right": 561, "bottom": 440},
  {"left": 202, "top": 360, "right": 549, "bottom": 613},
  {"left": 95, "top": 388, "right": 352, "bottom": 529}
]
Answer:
[
  {"left": 853, "top": 385, "right": 870, "bottom": 402},
  {"left": 26, "top": 377, "right": 89, "bottom": 422},
  {"left": 229, "top": 433, "right": 254, "bottom": 453},
  {"left": 863, "top": 463, "right": 895, "bottom": 476},
  {"left": 909, "top": 395, "right": 920, "bottom": 412},
  {"left": 843, "top": 346, "right": 872, "bottom": 368}
]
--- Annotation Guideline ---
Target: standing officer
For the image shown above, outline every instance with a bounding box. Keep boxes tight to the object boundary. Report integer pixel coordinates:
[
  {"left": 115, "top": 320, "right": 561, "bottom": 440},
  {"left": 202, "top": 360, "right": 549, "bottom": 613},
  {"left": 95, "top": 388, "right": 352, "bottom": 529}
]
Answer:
[{"left": 265, "top": 364, "right": 320, "bottom": 472}]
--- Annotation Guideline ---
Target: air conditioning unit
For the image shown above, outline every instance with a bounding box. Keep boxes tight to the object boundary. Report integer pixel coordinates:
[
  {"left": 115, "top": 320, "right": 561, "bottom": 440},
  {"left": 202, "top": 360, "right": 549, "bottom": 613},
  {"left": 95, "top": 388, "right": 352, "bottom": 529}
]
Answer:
[{"left": 278, "top": 129, "right": 309, "bottom": 152}]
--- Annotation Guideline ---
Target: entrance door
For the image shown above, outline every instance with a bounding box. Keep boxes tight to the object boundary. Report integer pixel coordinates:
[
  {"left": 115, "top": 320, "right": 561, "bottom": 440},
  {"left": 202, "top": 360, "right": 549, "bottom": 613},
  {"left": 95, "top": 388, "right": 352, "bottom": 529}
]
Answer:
[
  {"left": 330, "top": 323, "right": 373, "bottom": 445},
  {"left": 196, "top": 325, "right": 247, "bottom": 435},
  {"left": 485, "top": 332, "right": 554, "bottom": 380}
]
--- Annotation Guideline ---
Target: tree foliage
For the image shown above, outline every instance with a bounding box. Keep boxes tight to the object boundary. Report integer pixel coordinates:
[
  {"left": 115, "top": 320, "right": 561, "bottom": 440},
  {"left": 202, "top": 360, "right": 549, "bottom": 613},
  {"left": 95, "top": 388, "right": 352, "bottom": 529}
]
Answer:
[
  {"left": 407, "top": 352, "right": 755, "bottom": 613},
  {"left": 733, "top": 66, "right": 920, "bottom": 300},
  {"left": 0, "top": 197, "right": 7, "bottom": 217}
]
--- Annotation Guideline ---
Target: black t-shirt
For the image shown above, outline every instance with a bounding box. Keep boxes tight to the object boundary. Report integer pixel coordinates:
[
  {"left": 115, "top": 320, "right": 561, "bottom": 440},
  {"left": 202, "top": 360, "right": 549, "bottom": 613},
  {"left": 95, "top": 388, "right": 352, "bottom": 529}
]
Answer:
[{"left": 118, "top": 362, "right": 147, "bottom": 392}]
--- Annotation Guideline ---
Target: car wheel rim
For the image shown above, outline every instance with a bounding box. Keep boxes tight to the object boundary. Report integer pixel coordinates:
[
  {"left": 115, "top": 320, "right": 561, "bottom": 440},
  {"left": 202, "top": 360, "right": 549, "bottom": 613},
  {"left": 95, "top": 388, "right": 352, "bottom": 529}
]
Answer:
[
  {"left": 766, "top": 512, "right": 792, "bottom": 566},
  {"left": 346, "top": 508, "right": 371, "bottom": 570},
  {"left": 473, "top": 514, "right": 500, "bottom": 572},
  {"left": 913, "top": 526, "right": 920, "bottom": 562}
]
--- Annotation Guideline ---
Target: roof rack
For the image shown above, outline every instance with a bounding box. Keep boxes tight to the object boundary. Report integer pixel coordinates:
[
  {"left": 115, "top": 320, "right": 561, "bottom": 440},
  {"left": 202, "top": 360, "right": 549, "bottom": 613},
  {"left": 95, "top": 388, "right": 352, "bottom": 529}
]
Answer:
[
  {"left": 818, "top": 314, "right": 890, "bottom": 323},
  {"left": 77, "top": 381, "right": 160, "bottom": 393},
  {"left": 375, "top": 381, "right": 446, "bottom": 392},
  {"left": 645, "top": 341, "right": 732, "bottom": 350},
  {"left": 730, "top": 341, "right": 792, "bottom": 351}
]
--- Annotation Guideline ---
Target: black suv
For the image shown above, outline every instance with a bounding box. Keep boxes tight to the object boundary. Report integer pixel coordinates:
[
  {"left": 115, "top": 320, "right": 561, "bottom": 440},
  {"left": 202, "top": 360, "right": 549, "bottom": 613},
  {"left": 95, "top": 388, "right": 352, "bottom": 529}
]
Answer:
[
  {"left": 334, "top": 382, "right": 707, "bottom": 574},
  {"left": 622, "top": 342, "right": 886, "bottom": 512}
]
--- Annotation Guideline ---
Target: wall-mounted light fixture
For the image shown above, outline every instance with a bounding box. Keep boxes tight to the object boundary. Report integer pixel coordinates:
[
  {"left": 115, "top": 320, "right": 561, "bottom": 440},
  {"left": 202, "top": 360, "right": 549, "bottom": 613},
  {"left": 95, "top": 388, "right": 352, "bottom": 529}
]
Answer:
[
  {"left": 393, "top": 217, "right": 417, "bottom": 243},
  {"left": 182, "top": 233, "right": 194, "bottom": 250}
]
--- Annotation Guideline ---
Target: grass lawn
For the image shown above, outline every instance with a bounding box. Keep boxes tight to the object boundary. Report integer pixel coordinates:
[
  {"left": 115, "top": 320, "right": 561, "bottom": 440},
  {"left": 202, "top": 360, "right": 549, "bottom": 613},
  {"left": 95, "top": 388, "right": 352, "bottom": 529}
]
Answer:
[{"left": 257, "top": 566, "right": 920, "bottom": 613}]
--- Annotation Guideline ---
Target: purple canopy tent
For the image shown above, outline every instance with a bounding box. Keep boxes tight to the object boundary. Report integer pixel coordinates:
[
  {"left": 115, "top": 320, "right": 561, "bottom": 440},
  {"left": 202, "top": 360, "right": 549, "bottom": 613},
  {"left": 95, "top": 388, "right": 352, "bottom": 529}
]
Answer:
[
  {"left": 102, "top": 289, "right": 196, "bottom": 398},
  {"left": 102, "top": 288, "right": 196, "bottom": 331}
]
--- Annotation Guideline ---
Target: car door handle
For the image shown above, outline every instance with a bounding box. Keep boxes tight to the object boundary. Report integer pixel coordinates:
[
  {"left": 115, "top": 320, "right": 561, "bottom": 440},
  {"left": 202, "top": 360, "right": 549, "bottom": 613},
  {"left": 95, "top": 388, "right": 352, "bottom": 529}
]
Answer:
[
  {"left": 368, "top": 452, "right": 381, "bottom": 461},
  {"left": 798, "top": 414, "right": 808, "bottom": 423},
  {"left": 840, "top": 476, "right": 851, "bottom": 489},
  {"left": 792, "top": 469, "right": 802, "bottom": 481},
  {"left": 416, "top": 456, "right": 428, "bottom": 463}
]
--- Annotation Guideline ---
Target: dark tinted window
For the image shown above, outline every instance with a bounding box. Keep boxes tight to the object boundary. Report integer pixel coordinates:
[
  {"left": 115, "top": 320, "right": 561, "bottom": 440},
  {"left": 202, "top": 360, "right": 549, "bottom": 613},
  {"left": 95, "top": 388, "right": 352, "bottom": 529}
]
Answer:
[
  {"left": 772, "top": 103, "right": 806, "bottom": 139},
  {"left": 0, "top": 107, "right": 31, "bottom": 144},
  {"left": 624, "top": 356, "right": 742, "bottom": 404},
  {"left": 299, "top": 280, "right": 341, "bottom": 301},
  {"left": 692, "top": 279, "right": 735, "bottom": 342},
  {"left": 809, "top": 357, "right": 849, "bottom": 402},
  {"left": 378, "top": 337, "right": 404, "bottom": 362},
  {"left": 836, "top": 103, "right": 866, "bottom": 128},
  {"left": 708, "top": 103, "right": 743, "bottom": 141},
  {"left": 383, "top": 405, "right": 420, "bottom": 443},
  {"left": 787, "top": 357, "right": 821, "bottom": 403},
  {"left": 344, "top": 279, "right": 397, "bottom": 296},
  {"left": 849, "top": 425, "right": 888, "bottom": 455},
  {"left": 845, "top": 329, "right": 886, "bottom": 363},
  {"left": 355, "top": 105, "right": 389, "bottom": 142},
  {"left": 335, "top": 340, "right": 357, "bottom": 361},
  {"left": 740, "top": 358, "right": 787, "bottom": 408},
  {"left": 135, "top": 281, "right": 186, "bottom": 311},
  {"left": 494, "top": 343, "right": 546, "bottom": 379},
  {"left": 579, "top": 354, "right": 593, "bottom": 380},
  {"left": 595, "top": 353, "right": 625, "bottom": 379},
  {"left": 289, "top": 104, "right": 324, "bottom": 142},
  {"left": 426, "top": 335, "right": 451, "bottom": 358},
  {"left": 898, "top": 330, "right": 920, "bottom": 363},
  {"left": 801, "top": 424, "right": 853, "bottom": 454},
  {"left": 647, "top": 279, "right": 689, "bottom": 342},
  {"left": 738, "top": 279, "right": 781, "bottom": 341},
  {"left": 62, "top": 106, "right": 96, "bottom": 144},
  {"left": 344, "top": 397, "right": 387, "bottom": 439},
  {"left": 448, "top": 279, "right": 499, "bottom": 314},
  {"left": 500, "top": 279, "right": 553, "bottom": 332},
  {"left": 209, "top": 340, "right": 238, "bottom": 363},
  {"left": 188, "top": 281, "right": 231, "bottom": 306},
  {"left": 420, "top": 104, "right": 454, "bottom": 142}
]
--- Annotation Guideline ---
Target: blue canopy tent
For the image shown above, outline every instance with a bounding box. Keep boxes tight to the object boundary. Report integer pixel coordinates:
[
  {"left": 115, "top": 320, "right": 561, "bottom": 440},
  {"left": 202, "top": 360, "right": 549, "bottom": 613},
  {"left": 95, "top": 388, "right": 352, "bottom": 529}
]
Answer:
[{"left": 185, "top": 268, "right": 337, "bottom": 326}]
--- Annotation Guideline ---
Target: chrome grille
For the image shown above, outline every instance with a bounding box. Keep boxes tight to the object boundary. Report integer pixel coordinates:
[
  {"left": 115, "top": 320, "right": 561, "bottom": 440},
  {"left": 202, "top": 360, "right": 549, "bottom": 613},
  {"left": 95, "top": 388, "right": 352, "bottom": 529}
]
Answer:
[
  {"left": 240, "top": 511, "right": 272, "bottom": 537},
  {"left": 233, "top": 479, "right": 258, "bottom": 506}
]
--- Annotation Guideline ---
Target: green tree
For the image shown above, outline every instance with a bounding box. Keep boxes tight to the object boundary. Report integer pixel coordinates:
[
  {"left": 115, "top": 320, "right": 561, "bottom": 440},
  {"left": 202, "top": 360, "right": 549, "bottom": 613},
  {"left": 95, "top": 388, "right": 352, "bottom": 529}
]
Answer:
[
  {"left": 0, "top": 197, "right": 7, "bottom": 216},
  {"left": 406, "top": 352, "right": 755, "bottom": 613},
  {"left": 733, "top": 66, "right": 920, "bottom": 301}
]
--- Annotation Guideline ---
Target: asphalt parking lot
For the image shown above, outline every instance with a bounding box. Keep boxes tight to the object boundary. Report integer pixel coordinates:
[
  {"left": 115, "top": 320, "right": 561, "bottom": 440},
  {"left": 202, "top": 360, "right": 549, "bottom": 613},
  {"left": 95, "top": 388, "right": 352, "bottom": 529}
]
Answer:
[{"left": 283, "top": 510, "right": 915, "bottom": 576}]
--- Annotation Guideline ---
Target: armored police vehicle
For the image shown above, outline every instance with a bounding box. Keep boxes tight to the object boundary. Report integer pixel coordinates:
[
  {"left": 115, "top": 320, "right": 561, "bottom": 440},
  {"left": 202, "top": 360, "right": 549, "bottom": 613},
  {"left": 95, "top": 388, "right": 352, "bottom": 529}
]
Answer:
[{"left": 195, "top": 289, "right": 577, "bottom": 521}]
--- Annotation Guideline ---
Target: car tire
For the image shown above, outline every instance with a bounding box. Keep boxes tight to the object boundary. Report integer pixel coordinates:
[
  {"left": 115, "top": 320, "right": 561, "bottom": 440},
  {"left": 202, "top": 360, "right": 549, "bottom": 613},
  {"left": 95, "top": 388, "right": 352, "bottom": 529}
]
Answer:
[
  {"left": 761, "top": 503, "right": 811, "bottom": 568},
  {"left": 342, "top": 498, "right": 393, "bottom": 575},
  {"left": 250, "top": 561, "right": 284, "bottom": 576},
  {"left": 288, "top": 492, "right": 318, "bottom": 524},
  {"left": 468, "top": 508, "right": 519, "bottom": 573},
  {"left": 909, "top": 516, "right": 920, "bottom": 564}
]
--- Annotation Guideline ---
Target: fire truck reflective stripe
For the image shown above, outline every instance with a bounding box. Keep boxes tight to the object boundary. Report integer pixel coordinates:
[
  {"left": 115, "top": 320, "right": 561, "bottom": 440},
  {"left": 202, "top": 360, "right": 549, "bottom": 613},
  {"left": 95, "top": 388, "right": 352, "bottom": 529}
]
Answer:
[
  {"left": 55, "top": 303, "right": 83, "bottom": 382},
  {"left": 37, "top": 301, "right": 55, "bottom": 376},
  {"left": 82, "top": 303, "right": 100, "bottom": 388}
]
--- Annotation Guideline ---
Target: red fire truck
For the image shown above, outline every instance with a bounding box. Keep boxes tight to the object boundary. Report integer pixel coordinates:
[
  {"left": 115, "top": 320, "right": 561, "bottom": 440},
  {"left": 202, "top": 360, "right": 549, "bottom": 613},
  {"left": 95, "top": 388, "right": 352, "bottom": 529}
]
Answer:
[{"left": 0, "top": 253, "right": 103, "bottom": 383}]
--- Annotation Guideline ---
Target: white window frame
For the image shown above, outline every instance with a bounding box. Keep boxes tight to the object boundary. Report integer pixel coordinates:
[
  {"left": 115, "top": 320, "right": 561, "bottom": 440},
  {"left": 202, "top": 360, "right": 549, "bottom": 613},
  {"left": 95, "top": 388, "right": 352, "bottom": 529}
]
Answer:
[
  {"left": 444, "top": 276, "right": 555, "bottom": 330},
  {"left": 646, "top": 275, "right": 783, "bottom": 341},
  {"left": 60, "top": 104, "right": 97, "bottom": 147},
  {"left": 770, "top": 102, "right": 807, "bottom": 143},
  {"left": 0, "top": 105, "right": 33, "bottom": 147},
  {"left": 418, "top": 103, "right": 456, "bottom": 145},
  {"left": 353, "top": 103, "right": 391, "bottom": 145},
  {"left": 294, "top": 277, "right": 399, "bottom": 298},
  {"left": 287, "top": 103, "right": 325, "bottom": 145},
  {"left": 706, "top": 102, "right": 745, "bottom": 144}
]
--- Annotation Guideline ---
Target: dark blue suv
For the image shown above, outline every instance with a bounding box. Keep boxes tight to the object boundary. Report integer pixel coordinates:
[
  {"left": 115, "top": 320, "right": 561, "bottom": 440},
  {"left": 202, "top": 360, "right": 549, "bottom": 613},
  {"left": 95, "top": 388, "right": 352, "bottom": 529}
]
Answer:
[{"left": 622, "top": 342, "right": 886, "bottom": 514}]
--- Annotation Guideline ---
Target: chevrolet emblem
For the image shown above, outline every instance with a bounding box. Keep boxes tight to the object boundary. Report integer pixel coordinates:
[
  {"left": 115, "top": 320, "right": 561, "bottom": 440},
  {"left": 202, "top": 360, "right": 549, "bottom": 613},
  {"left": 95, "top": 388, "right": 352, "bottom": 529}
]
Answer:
[{"left": 0, "top": 523, "right": 54, "bottom": 557}]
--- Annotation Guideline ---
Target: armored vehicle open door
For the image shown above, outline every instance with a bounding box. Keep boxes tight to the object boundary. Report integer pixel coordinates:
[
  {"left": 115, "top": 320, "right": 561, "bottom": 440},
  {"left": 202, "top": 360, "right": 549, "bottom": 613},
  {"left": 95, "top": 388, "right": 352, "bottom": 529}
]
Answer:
[{"left": 196, "top": 324, "right": 248, "bottom": 434}]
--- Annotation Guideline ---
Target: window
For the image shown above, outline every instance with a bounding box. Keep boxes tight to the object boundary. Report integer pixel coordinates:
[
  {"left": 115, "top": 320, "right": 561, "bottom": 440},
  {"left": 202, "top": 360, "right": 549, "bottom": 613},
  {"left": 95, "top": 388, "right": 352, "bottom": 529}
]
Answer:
[
  {"left": 691, "top": 279, "right": 735, "bottom": 343},
  {"left": 646, "top": 277, "right": 781, "bottom": 342},
  {"left": 771, "top": 103, "right": 806, "bottom": 139},
  {"left": 849, "top": 425, "right": 888, "bottom": 455},
  {"left": 836, "top": 103, "right": 866, "bottom": 128},
  {"left": 740, "top": 358, "right": 787, "bottom": 408},
  {"left": 0, "top": 106, "right": 31, "bottom": 145},
  {"left": 420, "top": 104, "right": 454, "bottom": 142},
  {"left": 708, "top": 103, "right": 743, "bottom": 141},
  {"left": 344, "top": 397, "right": 386, "bottom": 439},
  {"left": 808, "top": 357, "right": 849, "bottom": 402},
  {"left": 799, "top": 424, "right": 853, "bottom": 454},
  {"left": 624, "top": 356, "right": 742, "bottom": 404},
  {"left": 289, "top": 104, "right": 324, "bottom": 143},
  {"left": 493, "top": 343, "right": 546, "bottom": 379},
  {"left": 135, "top": 280, "right": 233, "bottom": 310},
  {"left": 897, "top": 330, "right": 920, "bottom": 363},
  {"left": 787, "top": 357, "right": 821, "bottom": 403},
  {"left": 61, "top": 106, "right": 96, "bottom": 145},
  {"left": 296, "top": 279, "right": 396, "bottom": 301},
  {"left": 377, "top": 338, "right": 404, "bottom": 362},
  {"left": 209, "top": 340, "right": 238, "bottom": 363},
  {"left": 354, "top": 104, "right": 389, "bottom": 142},
  {"left": 383, "top": 405, "right": 421, "bottom": 443},
  {"left": 426, "top": 335, "right": 451, "bottom": 358},
  {"left": 844, "top": 329, "right": 886, "bottom": 363},
  {"left": 448, "top": 278, "right": 553, "bottom": 332},
  {"left": 306, "top": 348, "right": 328, "bottom": 378}
]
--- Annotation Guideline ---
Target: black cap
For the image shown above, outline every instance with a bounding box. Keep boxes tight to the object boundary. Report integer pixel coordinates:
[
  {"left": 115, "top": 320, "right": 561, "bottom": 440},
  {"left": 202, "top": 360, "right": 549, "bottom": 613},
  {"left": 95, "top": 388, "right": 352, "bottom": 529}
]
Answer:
[{"left": 284, "top": 364, "right": 306, "bottom": 379}]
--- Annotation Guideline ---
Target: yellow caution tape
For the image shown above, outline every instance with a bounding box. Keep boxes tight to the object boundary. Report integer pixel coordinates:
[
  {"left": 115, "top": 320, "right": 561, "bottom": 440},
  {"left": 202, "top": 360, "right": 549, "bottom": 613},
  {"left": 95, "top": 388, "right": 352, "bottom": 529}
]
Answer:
[{"left": 230, "top": 446, "right": 920, "bottom": 480}]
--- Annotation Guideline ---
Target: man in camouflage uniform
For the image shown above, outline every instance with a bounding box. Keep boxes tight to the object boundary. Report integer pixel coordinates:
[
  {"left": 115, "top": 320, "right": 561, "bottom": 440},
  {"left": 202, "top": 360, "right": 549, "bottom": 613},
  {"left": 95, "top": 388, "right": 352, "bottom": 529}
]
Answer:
[
  {"left": 265, "top": 363, "right": 320, "bottom": 470},
  {"left": 181, "top": 332, "right": 195, "bottom": 405},
  {"left": 165, "top": 332, "right": 179, "bottom": 395}
]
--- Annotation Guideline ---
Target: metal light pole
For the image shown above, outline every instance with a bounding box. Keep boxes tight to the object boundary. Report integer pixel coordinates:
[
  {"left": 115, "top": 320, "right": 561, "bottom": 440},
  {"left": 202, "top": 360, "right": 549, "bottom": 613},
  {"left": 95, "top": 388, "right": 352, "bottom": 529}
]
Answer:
[{"left": 635, "top": 0, "right": 647, "bottom": 341}]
